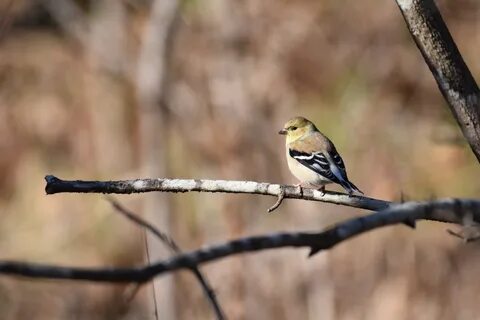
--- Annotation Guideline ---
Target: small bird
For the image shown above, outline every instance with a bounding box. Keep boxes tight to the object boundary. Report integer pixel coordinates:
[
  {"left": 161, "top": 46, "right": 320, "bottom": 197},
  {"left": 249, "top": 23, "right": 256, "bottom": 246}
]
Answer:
[{"left": 279, "top": 116, "right": 362, "bottom": 195}]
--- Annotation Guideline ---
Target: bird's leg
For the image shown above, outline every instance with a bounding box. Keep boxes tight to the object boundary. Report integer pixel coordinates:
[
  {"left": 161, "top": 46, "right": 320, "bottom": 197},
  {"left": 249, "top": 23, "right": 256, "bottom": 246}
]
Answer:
[
  {"left": 317, "top": 185, "right": 326, "bottom": 196},
  {"left": 294, "top": 182, "right": 308, "bottom": 197}
]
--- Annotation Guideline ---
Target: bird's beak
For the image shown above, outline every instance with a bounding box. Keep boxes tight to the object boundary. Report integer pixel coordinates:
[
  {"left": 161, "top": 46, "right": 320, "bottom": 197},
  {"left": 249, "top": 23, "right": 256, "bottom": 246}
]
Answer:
[{"left": 278, "top": 129, "right": 287, "bottom": 135}]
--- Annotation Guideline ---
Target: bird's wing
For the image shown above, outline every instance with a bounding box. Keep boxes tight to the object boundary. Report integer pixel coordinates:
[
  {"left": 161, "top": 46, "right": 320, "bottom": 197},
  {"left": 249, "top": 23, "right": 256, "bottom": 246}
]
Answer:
[
  {"left": 324, "top": 147, "right": 362, "bottom": 194},
  {"left": 289, "top": 132, "right": 360, "bottom": 193},
  {"left": 288, "top": 148, "right": 342, "bottom": 184},
  {"left": 325, "top": 147, "right": 348, "bottom": 180}
]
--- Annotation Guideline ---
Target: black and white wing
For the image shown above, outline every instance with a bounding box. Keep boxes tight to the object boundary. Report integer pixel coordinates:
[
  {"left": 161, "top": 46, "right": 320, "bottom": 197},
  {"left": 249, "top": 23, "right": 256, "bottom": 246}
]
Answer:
[
  {"left": 289, "top": 148, "right": 362, "bottom": 194},
  {"left": 289, "top": 149, "right": 341, "bottom": 184}
]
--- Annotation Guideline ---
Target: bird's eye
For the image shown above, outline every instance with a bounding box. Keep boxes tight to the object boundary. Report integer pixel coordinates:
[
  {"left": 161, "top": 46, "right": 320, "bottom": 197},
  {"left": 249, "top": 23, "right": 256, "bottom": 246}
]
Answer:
[{"left": 290, "top": 126, "right": 298, "bottom": 131}]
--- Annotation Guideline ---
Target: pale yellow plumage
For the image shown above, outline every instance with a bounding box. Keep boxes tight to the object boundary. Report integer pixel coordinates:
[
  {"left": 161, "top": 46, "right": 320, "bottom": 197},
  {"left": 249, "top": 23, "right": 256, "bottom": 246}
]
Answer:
[{"left": 279, "top": 116, "right": 362, "bottom": 195}]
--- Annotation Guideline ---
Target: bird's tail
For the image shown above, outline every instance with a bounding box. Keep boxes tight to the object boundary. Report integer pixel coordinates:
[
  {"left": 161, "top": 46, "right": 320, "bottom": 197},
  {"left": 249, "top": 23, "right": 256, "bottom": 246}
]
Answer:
[{"left": 341, "top": 179, "right": 363, "bottom": 195}]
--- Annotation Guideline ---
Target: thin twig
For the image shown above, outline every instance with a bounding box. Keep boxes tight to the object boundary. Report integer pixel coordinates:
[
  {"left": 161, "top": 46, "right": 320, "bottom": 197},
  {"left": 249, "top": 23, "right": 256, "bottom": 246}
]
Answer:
[
  {"left": 122, "top": 232, "right": 153, "bottom": 304},
  {"left": 107, "top": 197, "right": 179, "bottom": 252},
  {"left": 123, "top": 282, "right": 144, "bottom": 304},
  {"left": 1, "top": 198, "right": 479, "bottom": 282},
  {"left": 267, "top": 186, "right": 286, "bottom": 213},
  {"left": 106, "top": 197, "right": 226, "bottom": 320},
  {"left": 446, "top": 228, "right": 480, "bottom": 243}
]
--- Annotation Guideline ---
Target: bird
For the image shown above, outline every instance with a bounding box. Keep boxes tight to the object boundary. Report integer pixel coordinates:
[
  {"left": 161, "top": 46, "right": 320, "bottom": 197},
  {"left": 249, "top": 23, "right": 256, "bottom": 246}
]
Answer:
[{"left": 278, "top": 116, "right": 362, "bottom": 195}]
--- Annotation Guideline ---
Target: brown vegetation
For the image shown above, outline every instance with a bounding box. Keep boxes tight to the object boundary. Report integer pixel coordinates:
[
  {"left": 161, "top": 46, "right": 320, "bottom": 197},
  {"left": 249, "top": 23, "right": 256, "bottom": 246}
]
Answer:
[{"left": 0, "top": 0, "right": 478, "bottom": 319}]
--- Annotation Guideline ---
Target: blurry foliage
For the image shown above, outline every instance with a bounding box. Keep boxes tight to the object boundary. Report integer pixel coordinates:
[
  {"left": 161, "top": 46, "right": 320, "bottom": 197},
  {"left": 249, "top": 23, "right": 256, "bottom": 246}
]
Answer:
[{"left": 0, "top": 0, "right": 478, "bottom": 319}]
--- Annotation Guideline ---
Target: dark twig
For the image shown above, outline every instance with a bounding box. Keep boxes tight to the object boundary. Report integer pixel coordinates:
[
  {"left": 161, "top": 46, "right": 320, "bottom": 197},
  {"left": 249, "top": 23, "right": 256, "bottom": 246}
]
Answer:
[
  {"left": 106, "top": 197, "right": 226, "bottom": 320},
  {"left": 394, "top": 0, "right": 480, "bottom": 162},
  {"left": 446, "top": 229, "right": 480, "bottom": 243},
  {"left": 107, "top": 197, "right": 179, "bottom": 252},
  {"left": 447, "top": 226, "right": 480, "bottom": 243},
  {"left": 0, "top": 198, "right": 479, "bottom": 282},
  {"left": 143, "top": 229, "right": 159, "bottom": 319},
  {"left": 123, "top": 282, "right": 144, "bottom": 304}
]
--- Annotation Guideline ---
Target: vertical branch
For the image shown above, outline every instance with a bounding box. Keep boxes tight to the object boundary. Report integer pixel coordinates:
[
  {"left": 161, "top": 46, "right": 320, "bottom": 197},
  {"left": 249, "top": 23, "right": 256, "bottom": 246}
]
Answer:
[
  {"left": 85, "top": 1, "right": 133, "bottom": 174},
  {"left": 136, "top": 0, "right": 179, "bottom": 319},
  {"left": 394, "top": 0, "right": 480, "bottom": 162}
]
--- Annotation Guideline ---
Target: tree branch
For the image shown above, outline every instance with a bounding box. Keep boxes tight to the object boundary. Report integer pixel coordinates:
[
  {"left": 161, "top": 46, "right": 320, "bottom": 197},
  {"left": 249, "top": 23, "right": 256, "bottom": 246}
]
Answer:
[
  {"left": 108, "top": 197, "right": 180, "bottom": 253},
  {"left": 44, "top": 175, "right": 391, "bottom": 212},
  {"left": 1, "top": 198, "right": 479, "bottom": 282},
  {"left": 107, "top": 197, "right": 226, "bottom": 320},
  {"left": 394, "top": 0, "right": 480, "bottom": 162}
]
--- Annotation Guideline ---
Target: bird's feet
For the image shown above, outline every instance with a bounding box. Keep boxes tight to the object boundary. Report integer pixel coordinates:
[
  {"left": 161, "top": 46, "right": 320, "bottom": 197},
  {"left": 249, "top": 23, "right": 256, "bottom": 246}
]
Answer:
[
  {"left": 317, "top": 185, "right": 326, "bottom": 196},
  {"left": 294, "top": 182, "right": 306, "bottom": 196},
  {"left": 295, "top": 182, "right": 327, "bottom": 196}
]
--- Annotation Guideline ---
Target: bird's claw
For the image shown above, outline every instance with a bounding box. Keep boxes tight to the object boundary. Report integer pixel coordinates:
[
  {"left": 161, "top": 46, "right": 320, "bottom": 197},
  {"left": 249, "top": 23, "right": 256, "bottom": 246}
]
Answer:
[
  {"left": 294, "top": 183, "right": 304, "bottom": 197},
  {"left": 318, "top": 185, "right": 326, "bottom": 196}
]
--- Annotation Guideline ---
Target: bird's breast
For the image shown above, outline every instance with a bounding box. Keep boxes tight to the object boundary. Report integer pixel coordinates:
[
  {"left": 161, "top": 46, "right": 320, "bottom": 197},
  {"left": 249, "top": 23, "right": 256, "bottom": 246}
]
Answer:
[{"left": 286, "top": 149, "right": 332, "bottom": 185}]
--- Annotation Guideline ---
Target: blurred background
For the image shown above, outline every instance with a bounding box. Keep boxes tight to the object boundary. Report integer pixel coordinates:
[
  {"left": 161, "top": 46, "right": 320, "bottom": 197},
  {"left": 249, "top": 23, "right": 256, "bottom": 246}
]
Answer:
[{"left": 0, "top": 0, "right": 479, "bottom": 319}]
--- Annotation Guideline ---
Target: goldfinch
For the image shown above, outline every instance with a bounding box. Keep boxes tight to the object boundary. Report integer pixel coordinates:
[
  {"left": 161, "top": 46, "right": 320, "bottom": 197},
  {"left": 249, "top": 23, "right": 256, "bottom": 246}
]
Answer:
[{"left": 279, "top": 116, "right": 362, "bottom": 195}]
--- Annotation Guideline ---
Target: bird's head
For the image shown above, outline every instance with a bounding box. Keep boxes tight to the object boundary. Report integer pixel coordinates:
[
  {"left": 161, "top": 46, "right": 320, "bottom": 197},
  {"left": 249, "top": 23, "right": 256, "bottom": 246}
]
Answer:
[{"left": 279, "top": 116, "right": 318, "bottom": 143}]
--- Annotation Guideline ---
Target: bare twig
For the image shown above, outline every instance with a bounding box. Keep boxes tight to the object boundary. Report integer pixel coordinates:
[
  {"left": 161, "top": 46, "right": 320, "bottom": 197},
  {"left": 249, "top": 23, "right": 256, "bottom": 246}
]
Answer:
[
  {"left": 446, "top": 212, "right": 480, "bottom": 243},
  {"left": 106, "top": 197, "right": 226, "bottom": 320},
  {"left": 107, "top": 197, "right": 179, "bottom": 252},
  {"left": 446, "top": 229, "right": 480, "bottom": 243},
  {"left": 1, "top": 198, "right": 479, "bottom": 283},
  {"left": 45, "top": 175, "right": 391, "bottom": 212},
  {"left": 267, "top": 186, "right": 286, "bottom": 213},
  {"left": 143, "top": 229, "right": 159, "bottom": 319},
  {"left": 394, "top": 0, "right": 480, "bottom": 162},
  {"left": 123, "top": 282, "right": 144, "bottom": 304}
]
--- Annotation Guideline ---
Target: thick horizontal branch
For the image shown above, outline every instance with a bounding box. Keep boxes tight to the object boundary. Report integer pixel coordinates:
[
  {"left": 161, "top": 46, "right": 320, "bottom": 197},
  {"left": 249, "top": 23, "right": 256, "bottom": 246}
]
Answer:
[
  {"left": 1, "top": 198, "right": 479, "bottom": 282},
  {"left": 45, "top": 175, "right": 391, "bottom": 212}
]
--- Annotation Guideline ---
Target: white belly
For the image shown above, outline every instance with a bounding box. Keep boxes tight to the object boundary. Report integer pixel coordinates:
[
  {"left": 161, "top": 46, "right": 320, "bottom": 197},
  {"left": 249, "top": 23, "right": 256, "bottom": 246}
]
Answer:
[{"left": 286, "top": 149, "right": 332, "bottom": 186}]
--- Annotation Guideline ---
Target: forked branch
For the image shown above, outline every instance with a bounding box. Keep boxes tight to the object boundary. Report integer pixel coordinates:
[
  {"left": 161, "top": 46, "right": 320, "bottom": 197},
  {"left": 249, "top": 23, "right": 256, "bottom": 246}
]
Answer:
[
  {"left": 0, "top": 198, "right": 479, "bottom": 282},
  {"left": 107, "top": 198, "right": 225, "bottom": 320}
]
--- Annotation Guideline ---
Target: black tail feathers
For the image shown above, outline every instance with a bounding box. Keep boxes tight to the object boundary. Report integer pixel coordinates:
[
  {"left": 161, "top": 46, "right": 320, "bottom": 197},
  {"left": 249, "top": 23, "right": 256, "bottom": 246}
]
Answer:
[{"left": 341, "top": 179, "right": 363, "bottom": 195}]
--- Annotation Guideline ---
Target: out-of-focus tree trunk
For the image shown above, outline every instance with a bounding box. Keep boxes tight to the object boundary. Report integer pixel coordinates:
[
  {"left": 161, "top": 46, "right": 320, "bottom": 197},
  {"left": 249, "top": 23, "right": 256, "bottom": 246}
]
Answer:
[
  {"left": 136, "top": 0, "right": 179, "bottom": 319},
  {"left": 43, "top": 0, "right": 135, "bottom": 175},
  {"left": 85, "top": 1, "right": 133, "bottom": 175}
]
